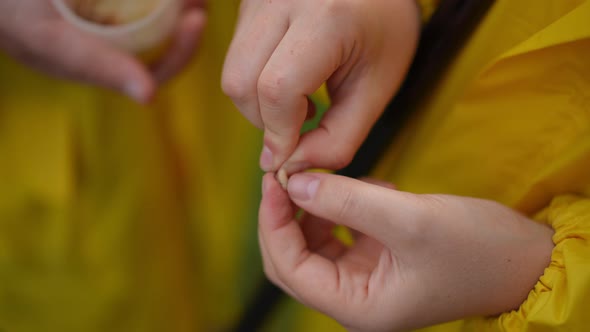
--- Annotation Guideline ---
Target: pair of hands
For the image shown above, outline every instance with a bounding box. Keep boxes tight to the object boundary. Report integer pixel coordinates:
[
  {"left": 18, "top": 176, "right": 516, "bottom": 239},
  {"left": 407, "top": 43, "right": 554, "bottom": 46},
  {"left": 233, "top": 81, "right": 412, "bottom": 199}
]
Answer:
[
  {"left": 0, "top": 0, "right": 207, "bottom": 103},
  {"left": 224, "top": 0, "right": 555, "bottom": 330},
  {"left": 1, "top": 0, "right": 555, "bottom": 329}
]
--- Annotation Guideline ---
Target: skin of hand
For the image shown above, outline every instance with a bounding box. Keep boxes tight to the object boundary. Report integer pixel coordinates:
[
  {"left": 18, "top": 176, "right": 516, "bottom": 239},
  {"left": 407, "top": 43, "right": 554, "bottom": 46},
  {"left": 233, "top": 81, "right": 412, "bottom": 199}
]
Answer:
[
  {"left": 0, "top": 0, "right": 207, "bottom": 103},
  {"left": 222, "top": 0, "right": 420, "bottom": 174},
  {"left": 258, "top": 173, "right": 555, "bottom": 332}
]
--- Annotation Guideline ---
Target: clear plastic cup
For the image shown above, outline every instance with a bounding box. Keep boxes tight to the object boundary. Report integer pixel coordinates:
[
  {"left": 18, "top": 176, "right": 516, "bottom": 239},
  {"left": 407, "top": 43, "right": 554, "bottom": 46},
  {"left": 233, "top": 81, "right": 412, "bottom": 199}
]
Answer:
[{"left": 52, "top": 0, "right": 182, "bottom": 54}]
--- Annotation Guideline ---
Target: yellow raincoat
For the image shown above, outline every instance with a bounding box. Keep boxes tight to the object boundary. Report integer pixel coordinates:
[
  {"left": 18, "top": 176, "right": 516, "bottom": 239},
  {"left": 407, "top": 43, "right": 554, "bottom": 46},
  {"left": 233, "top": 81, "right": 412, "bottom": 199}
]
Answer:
[
  {"left": 299, "top": 0, "right": 590, "bottom": 330},
  {"left": 1, "top": 0, "right": 589, "bottom": 332},
  {"left": 0, "top": 3, "right": 269, "bottom": 331},
  {"left": 378, "top": 0, "right": 590, "bottom": 332},
  {"left": 382, "top": 0, "right": 590, "bottom": 331}
]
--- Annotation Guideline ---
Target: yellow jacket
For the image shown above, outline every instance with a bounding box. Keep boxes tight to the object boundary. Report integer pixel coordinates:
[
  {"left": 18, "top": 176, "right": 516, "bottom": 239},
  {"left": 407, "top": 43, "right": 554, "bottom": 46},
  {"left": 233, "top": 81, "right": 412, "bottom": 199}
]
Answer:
[
  {"left": 298, "top": 0, "right": 590, "bottom": 331},
  {"left": 294, "top": 0, "right": 590, "bottom": 332},
  {"left": 380, "top": 0, "right": 590, "bottom": 331},
  {"left": 0, "top": 0, "right": 589, "bottom": 331},
  {"left": 0, "top": 3, "right": 267, "bottom": 331}
]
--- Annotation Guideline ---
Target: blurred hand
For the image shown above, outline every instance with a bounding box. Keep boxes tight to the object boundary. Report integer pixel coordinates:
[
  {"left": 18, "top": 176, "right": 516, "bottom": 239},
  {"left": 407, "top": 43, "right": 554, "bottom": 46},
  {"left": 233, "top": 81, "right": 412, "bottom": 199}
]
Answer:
[
  {"left": 259, "top": 173, "right": 554, "bottom": 331},
  {"left": 222, "top": 0, "right": 420, "bottom": 173},
  {"left": 0, "top": 0, "right": 207, "bottom": 103}
]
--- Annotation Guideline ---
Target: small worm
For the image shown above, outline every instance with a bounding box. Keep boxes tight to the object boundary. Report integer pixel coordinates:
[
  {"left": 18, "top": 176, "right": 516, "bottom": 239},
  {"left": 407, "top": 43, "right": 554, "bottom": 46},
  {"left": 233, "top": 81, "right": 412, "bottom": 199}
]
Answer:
[{"left": 277, "top": 168, "right": 289, "bottom": 190}]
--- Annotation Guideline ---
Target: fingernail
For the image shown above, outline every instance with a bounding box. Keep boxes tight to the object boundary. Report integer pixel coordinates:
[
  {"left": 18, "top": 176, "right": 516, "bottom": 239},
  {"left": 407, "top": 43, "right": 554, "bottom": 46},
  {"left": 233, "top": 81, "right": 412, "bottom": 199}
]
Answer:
[
  {"left": 260, "top": 145, "right": 274, "bottom": 172},
  {"left": 125, "top": 81, "right": 145, "bottom": 103},
  {"left": 288, "top": 174, "right": 320, "bottom": 201}
]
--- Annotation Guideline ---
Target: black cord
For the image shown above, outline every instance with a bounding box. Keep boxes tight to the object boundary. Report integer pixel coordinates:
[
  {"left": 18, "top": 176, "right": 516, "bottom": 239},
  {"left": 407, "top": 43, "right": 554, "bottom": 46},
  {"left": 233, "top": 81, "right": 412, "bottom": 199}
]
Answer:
[
  {"left": 233, "top": 0, "right": 495, "bottom": 330},
  {"left": 339, "top": 0, "right": 496, "bottom": 178}
]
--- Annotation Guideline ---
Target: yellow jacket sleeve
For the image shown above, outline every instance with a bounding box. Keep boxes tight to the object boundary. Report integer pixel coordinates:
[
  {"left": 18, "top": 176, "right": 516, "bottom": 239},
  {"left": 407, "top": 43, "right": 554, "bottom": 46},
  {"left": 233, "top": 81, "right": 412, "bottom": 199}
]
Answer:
[{"left": 470, "top": 195, "right": 590, "bottom": 331}]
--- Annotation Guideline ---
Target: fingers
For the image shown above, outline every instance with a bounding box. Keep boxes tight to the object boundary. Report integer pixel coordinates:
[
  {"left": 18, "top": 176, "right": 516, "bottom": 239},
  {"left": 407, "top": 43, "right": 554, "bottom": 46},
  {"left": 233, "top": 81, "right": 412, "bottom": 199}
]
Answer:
[
  {"left": 26, "top": 21, "right": 155, "bottom": 103},
  {"left": 281, "top": 75, "right": 391, "bottom": 174},
  {"left": 301, "top": 211, "right": 384, "bottom": 274},
  {"left": 255, "top": 18, "right": 345, "bottom": 172},
  {"left": 287, "top": 173, "right": 420, "bottom": 244},
  {"left": 223, "top": 6, "right": 349, "bottom": 172},
  {"left": 300, "top": 213, "right": 347, "bottom": 260},
  {"left": 257, "top": 227, "right": 298, "bottom": 299},
  {"left": 222, "top": 5, "right": 290, "bottom": 129},
  {"left": 259, "top": 173, "right": 341, "bottom": 310},
  {"left": 7, "top": 0, "right": 208, "bottom": 102},
  {"left": 152, "top": 7, "right": 207, "bottom": 83}
]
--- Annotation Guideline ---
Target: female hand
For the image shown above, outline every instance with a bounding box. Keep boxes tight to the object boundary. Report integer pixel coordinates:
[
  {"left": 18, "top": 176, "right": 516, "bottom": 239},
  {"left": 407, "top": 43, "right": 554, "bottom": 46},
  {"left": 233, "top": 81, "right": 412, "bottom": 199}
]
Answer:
[
  {"left": 0, "top": 0, "right": 207, "bottom": 103},
  {"left": 259, "top": 173, "right": 554, "bottom": 331},
  {"left": 222, "top": 0, "right": 420, "bottom": 173}
]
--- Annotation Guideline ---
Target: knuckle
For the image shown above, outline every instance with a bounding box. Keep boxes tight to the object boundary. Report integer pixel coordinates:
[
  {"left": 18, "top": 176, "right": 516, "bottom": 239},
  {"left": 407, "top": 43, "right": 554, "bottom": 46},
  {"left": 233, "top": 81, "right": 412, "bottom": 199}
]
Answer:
[
  {"left": 327, "top": 144, "right": 355, "bottom": 170},
  {"left": 222, "top": 69, "right": 265, "bottom": 128},
  {"left": 257, "top": 72, "right": 287, "bottom": 108},
  {"left": 335, "top": 186, "right": 361, "bottom": 221},
  {"left": 221, "top": 70, "right": 251, "bottom": 102}
]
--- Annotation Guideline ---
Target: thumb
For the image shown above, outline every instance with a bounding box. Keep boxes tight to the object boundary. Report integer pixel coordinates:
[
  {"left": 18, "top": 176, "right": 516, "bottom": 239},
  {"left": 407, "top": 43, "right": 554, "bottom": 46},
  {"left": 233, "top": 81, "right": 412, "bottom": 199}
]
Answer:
[
  {"left": 36, "top": 21, "right": 155, "bottom": 102},
  {"left": 287, "top": 173, "right": 421, "bottom": 244},
  {"left": 282, "top": 81, "right": 386, "bottom": 174}
]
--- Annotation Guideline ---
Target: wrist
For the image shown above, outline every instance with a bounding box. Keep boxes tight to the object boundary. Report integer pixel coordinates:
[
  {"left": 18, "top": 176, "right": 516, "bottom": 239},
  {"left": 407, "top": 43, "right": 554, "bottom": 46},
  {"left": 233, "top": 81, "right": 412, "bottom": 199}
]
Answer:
[
  {"left": 479, "top": 195, "right": 590, "bottom": 330},
  {"left": 415, "top": 204, "right": 556, "bottom": 327},
  {"left": 482, "top": 218, "right": 555, "bottom": 316}
]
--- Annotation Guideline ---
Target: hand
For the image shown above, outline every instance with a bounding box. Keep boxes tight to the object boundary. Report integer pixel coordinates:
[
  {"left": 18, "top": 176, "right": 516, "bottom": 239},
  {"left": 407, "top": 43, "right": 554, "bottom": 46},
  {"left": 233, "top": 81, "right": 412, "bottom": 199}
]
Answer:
[
  {"left": 259, "top": 173, "right": 554, "bottom": 331},
  {"left": 222, "top": 0, "right": 420, "bottom": 173},
  {"left": 0, "top": 0, "right": 207, "bottom": 103}
]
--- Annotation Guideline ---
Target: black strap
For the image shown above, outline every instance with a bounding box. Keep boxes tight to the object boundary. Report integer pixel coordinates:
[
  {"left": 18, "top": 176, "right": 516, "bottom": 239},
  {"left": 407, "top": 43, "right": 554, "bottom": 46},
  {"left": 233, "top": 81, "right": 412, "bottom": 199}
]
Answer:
[
  {"left": 339, "top": 0, "right": 495, "bottom": 177},
  {"left": 234, "top": 0, "right": 495, "bottom": 330}
]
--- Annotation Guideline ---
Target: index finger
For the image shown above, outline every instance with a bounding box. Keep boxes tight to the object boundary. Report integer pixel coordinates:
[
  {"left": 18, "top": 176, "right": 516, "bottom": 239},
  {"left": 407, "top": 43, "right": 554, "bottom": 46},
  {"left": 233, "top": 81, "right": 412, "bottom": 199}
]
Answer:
[
  {"left": 257, "top": 17, "right": 346, "bottom": 171},
  {"left": 259, "top": 173, "right": 342, "bottom": 311}
]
